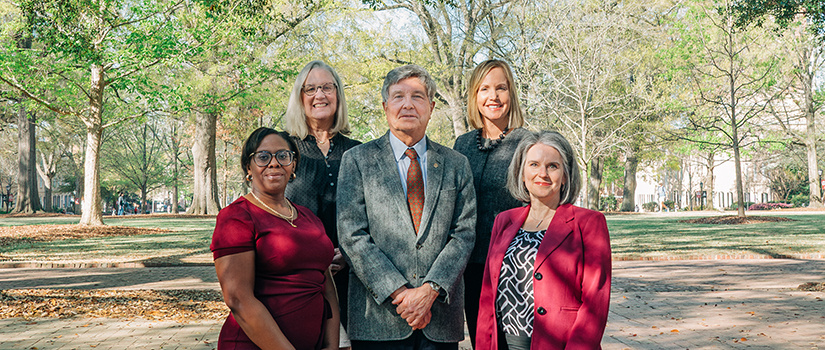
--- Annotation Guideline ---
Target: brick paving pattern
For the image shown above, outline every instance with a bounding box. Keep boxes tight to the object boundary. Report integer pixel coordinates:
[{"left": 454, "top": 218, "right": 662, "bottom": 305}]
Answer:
[{"left": 2, "top": 259, "right": 824, "bottom": 349}]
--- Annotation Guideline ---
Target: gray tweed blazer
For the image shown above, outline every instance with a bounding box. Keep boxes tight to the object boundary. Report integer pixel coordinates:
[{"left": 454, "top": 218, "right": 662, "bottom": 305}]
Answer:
[{"left": 337, "top": 132, "right": 477, "bottom": 342}]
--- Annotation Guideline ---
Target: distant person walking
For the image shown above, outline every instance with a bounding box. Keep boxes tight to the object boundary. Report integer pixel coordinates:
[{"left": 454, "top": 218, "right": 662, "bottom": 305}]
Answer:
[
  {"left": 117, "top": 193, "right": 125, "bottom": 216},
  {"left": 657, "top": 183, "right": 667, "bottom": 212}
]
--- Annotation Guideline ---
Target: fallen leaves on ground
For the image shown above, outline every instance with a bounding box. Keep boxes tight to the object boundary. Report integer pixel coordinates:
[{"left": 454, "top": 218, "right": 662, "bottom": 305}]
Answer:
[
  {"left": 0, "top": 289, "right": 227, "bottom": 321},
  {"left": 679, "top": 216, "right": 793, "bottom": 225},
  {"left": 0, "top": 225, "right": 171, "bottom": 247},
  {"left": 797, "top": 282, "right": 825, "bottom": 291}
]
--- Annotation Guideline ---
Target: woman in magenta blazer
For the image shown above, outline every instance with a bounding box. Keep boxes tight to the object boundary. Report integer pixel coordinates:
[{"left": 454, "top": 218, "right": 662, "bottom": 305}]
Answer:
[{"left": 476, "top": 130, "right": 611, "bottom": 350}]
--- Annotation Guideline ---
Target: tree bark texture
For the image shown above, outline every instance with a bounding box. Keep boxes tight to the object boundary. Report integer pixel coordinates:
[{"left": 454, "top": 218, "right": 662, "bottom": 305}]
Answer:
[
  {"left": 79, "top": 64, "right": 106, "bottom": 226},
  {"left": 36, "top": 152, "right": 56, "bottom": 211},
  {"left": 188, "top": 111, "right": 221, "bottom": 215},
  {"left": 587, "top": 157, "right": 603, "bottom": 210},
  {"left": 13, "top": 95, "right": 42, "bottom": 214},
  {"left": 620, "top": 154, "right": 638, "bottom": 212}
]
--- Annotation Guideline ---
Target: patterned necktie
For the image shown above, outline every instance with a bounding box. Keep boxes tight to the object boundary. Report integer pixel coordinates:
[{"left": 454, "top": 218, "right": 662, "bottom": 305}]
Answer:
[{"left": 405, "top": 148, "right": 424, "bottom": 234}]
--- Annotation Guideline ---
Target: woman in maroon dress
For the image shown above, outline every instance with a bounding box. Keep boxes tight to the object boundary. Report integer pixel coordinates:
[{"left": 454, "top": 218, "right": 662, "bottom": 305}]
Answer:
[{"left": 211, "top": 127, "right": 340, "bottom": 350}]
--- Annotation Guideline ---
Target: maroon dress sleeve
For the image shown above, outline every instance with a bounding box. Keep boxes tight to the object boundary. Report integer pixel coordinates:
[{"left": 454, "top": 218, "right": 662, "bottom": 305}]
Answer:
[{"left": 210, "top": 198, "right": 256, "bottom": 260}]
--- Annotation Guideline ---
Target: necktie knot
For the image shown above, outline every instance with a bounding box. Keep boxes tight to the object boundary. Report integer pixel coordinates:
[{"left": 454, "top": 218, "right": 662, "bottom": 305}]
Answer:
[{"left": 405, "top": 148, "right": 418, "bottom": 160}]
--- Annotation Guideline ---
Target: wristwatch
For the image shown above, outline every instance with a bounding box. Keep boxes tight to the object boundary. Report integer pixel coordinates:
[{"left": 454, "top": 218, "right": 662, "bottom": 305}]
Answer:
[{"left": 427, "top": 281, "right": 441, "bottom": 293}]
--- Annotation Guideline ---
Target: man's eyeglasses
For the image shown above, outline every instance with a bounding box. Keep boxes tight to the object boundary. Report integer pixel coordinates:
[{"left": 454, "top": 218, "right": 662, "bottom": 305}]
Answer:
[
  {"left": 250, "top": 150, "right": 295, "bottom": 167},
  {"left": 302, "top": 83, "right": 337, "bottom": 96}
]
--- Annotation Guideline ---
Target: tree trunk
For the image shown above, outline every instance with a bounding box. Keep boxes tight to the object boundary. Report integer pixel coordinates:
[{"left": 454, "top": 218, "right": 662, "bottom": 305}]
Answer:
[
  {"left": 172, "top": 150, "right": 179, "bottom": 214},
  {"left": 36, "top": 153, "right": 54, "bottom": 211},
  {"left": 620, "top": 153, "right": 638, "bottom": 212},
  {"left": 705, "top": 165, "right": 715, "bottom": 211},
  {"left": 12, "top": 95, "right": 42, "bottom": 214},
  {"left": 79, "top": 64, "right": 106, "bottom": 226},
  {"left": 587, "top": 157, "right": 603, "bottom": 210},
  {"left": 188, "top": 111, "right": 221, "bottom": 214},
  {"left": 805, "top": 110, "right": 822, "bottom": 208}
]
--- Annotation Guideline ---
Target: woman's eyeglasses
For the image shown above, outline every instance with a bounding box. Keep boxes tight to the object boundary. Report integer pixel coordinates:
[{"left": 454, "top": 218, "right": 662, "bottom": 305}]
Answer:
[
  {"left": 250, "top": 150, "right": 295, "bottom": 167},
  {"left": 302, "top": 83, "right": 337, "bottom": 96}
]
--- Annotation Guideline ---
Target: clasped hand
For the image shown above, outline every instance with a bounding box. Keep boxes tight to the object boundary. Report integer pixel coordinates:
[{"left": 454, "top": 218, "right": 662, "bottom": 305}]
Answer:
[{"left": 391, "top": 285, "right": 438, "bottom": 330}]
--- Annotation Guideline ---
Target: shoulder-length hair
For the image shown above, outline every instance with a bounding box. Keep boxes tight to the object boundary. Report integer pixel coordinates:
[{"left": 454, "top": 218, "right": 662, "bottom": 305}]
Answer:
[
  {"left": 466, "top": 59, "right": 524, "bottom": 130},
  {"left": 284, "top": 60, "right": 351, "bottom": 139},
  {"left": 506, "top": 130, "right": 581, "bottom": 205}
]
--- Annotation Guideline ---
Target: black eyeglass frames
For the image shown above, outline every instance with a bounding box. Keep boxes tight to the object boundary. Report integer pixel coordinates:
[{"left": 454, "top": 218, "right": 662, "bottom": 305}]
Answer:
[{"left": 250, "top": 150, "right": 295, "bottom": 167}]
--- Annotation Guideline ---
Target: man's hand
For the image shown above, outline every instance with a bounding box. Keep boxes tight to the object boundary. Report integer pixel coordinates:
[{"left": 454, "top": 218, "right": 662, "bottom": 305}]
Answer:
[
  {"left": 391, "top": 285, "right": 438, "bottom": 330},
  {"left": 330, "top": 248, "right": 347, "bottom": 275}
]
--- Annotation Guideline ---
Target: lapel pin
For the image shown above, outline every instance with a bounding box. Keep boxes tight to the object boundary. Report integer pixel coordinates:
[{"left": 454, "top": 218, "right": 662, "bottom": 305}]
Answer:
[{"left": 434, "top": 163, "right": 439, "bottom": 168}]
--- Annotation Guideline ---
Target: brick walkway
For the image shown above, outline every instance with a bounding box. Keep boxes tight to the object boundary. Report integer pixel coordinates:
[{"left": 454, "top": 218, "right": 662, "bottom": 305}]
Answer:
[{"left": 2, "top": 259, "right": 824, "bottom": 349}]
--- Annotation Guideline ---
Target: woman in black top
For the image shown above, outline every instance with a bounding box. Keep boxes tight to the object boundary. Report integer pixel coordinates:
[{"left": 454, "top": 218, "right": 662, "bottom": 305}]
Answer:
[
  {"left": 453, "top": 59, "right": 528, "bottom": 347},
  {"left": 283, "top": 60, "right": 360, "bottom": 349}
]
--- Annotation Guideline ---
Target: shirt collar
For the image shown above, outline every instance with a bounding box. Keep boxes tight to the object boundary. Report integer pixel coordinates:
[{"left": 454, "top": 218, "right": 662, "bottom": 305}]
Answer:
[{"left": 389, "top": 132, "right": 427, "bottom": 162}]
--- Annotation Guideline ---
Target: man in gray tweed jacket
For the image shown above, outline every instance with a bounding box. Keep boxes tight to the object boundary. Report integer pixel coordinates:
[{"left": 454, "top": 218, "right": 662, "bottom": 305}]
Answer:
[{"left": 337, "top": 64, "right": 476, "bottom": 349}]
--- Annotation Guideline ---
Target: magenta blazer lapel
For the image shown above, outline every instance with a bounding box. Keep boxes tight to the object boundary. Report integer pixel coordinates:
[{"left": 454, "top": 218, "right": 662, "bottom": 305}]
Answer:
[
  {"left": 488, "top": 205, "right": 529, "bottom": 284},
  {"left": 535, "top": 203, "right": 575, "bottom": 271}
]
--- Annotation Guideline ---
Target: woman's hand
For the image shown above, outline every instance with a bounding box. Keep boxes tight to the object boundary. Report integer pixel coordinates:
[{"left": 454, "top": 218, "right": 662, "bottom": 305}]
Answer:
[{"left": 330, "top": 248, "right": 347, "bottom": 275}]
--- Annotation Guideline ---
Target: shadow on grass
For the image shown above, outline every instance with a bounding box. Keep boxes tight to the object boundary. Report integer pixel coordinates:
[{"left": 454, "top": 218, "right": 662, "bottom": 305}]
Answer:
[{"left": 0, "top": 265, "right": 218, "bottom": 290}]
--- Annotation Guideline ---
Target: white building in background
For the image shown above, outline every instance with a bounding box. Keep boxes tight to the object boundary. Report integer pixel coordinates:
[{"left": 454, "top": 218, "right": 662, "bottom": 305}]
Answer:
[{"left": 634, "top": 156, "right": 773, "bottom": 211}]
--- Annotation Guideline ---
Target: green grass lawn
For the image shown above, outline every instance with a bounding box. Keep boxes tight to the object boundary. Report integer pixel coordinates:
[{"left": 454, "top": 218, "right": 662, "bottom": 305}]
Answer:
[
  {"left": 1, "top": 212, "right": 825, "bottom": 265},
  {"left": 0, "top": 216, "right": 216, "bottom": 266},
  {"left": 608, "top": 212, "right": 825, "bottom": 260}
]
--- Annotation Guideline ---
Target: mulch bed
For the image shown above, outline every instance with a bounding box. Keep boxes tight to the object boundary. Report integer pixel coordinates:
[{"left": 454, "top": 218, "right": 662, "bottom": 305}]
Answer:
[
  {"left": 798, "top": 282, "right": 825, "bottom": 292},
  {"left": 0, "top": 225, "right": 171, "bottom": 247},
  {"left": 0, "top": 289, "right": 226, "bottom": 321},
  {"left": 679, "top": 216, "right": 794, "bottom": 225}
]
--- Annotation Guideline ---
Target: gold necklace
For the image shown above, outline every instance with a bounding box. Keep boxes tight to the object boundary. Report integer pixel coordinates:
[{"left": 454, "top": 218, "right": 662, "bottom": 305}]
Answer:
[{"left": 251, "top": 192, "right": 296, "bottom": 227}]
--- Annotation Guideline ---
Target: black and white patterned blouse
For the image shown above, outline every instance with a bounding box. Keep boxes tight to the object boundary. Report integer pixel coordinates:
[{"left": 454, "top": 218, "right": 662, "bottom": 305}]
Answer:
[{"left": 496, "top": 228, "right": 546, "bottom": 337}]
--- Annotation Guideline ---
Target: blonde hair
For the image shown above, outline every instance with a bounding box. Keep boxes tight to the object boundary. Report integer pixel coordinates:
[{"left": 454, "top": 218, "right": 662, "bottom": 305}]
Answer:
[
  {"left": 466, "top": 60, "right": 524, "bottom": 130},
  {"left": 284, "top": 61, "right": 351, "bottom": 139}
]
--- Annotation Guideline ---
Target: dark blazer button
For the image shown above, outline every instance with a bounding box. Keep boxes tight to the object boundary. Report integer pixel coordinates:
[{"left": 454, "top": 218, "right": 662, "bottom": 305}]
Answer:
[
  {"left": 416, "top": 244, "right": 423, "bottom": 250},
  {"left": 537, "top": 307, "right": 546, "bottom": 315},
  {"left": 534, "top": 272, "right": 542, "bottom": 280}
]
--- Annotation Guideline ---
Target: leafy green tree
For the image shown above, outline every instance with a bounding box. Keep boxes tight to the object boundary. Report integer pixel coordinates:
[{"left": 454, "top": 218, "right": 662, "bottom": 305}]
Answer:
[
  {"left": 766, "top": 21, "right": 825, "bottom": 207},
  {"left": 0, "top": 0, "right": 205, "bottom": 224},
  {"left": 364, "top": 0, "right": 516, "bottom": 137},
  {"left": 176, "top": 0, "right": 326, "bottom": 215},
  {"left": 732, "top": 0, "right": 825, "bottom": 39},
  {"left": 102, "top": 117, "right": 167, "bottom": 214},
  {"left": 513, "top": 0, "right": 656, "bottom": 209},
  {"left": 669, "top": 0, "right": 783, "bottom": 217}
]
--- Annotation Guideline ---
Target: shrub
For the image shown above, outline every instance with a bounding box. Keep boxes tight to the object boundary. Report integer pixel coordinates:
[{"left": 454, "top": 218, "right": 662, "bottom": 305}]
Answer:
[
  {"left": 600, "top": 196, "right": 618, "bottom": 212},
  {"left": 642, "top": 201, "right": 658, "bottom": 212},
  {"left": 748, "top": 202, "right": 793, "bottom": 210},
  {"left": 789, "top": 194, "right": 809, "bottom": 208},
  {"left": 727, "top": 202, "right": 755, "bottom": 211}
]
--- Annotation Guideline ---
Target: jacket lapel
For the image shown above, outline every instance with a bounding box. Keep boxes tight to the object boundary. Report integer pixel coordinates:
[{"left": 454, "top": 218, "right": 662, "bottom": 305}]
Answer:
[
  {"left": 416, "top": 139, "right": 444, "bottom": 241},
  {"left": 489, "top": 206, "right": 530, "bottom": 284},
  {"left": 535, "top": 203, "right": 575, "bottom": 271},
  {"left": 374, "top": 132, "right": 417, "bottom": 235}
]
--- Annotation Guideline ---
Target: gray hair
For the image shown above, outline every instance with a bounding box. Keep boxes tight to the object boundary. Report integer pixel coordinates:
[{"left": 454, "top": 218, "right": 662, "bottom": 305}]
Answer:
[
  {"left": 381, "top": 64, "right": 437, "bottom": 103},
  {"left": 284, "top": 60, "right": 351, "bottom": 139},
  {"left": 506, "top": 130, "right": 582, "bottom": 205}
]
